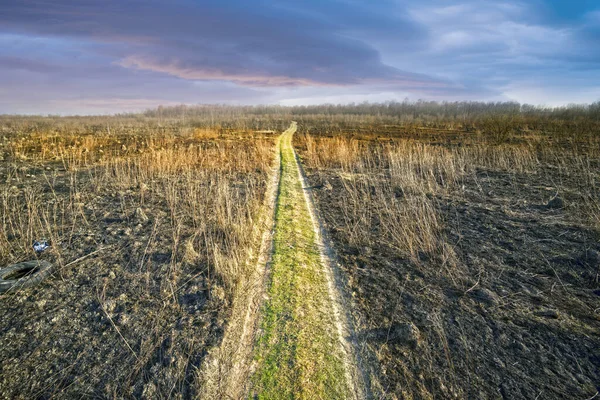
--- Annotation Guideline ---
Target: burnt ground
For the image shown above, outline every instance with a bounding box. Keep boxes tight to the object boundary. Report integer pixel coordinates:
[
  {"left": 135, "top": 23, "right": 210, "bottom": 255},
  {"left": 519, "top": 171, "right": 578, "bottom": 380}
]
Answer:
[
  {"left": 300, "top": 152, "right": 600, "bottom": 398},
  {"left": 0, "top": 133, "right": 271, "bottom": 398}
]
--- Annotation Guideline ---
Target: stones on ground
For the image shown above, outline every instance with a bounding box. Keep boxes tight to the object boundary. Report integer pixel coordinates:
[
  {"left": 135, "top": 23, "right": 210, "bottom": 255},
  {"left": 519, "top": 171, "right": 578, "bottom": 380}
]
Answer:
[
  {"left": 470, "top": 288, "right": 500, "bottom": 306},
  {"left": 388, "top": 322, "right": 421, "bottom": 348},
  {"left": 545, "top": 195, "right": 564, "bottom": 209}
]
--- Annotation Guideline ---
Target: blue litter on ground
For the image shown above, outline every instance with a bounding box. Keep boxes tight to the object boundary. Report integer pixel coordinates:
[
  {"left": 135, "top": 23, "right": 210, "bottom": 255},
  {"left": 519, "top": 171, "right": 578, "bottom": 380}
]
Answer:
[{"left": 33, "top": 241, "right": 50, "bottom": 253}]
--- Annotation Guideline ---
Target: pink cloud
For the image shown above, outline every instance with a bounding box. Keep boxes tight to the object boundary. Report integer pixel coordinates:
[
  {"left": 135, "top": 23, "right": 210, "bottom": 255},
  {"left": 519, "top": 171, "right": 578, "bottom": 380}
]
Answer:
[{"left": 117, "top": 55, "right": 449, "bottom": 89}]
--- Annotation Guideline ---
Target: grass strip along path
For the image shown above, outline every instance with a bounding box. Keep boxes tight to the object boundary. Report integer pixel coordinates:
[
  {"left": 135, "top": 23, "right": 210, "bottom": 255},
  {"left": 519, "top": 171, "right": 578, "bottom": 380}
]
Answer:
[{"left": 250, "top": 122, "right": 358, "bottom": 399}]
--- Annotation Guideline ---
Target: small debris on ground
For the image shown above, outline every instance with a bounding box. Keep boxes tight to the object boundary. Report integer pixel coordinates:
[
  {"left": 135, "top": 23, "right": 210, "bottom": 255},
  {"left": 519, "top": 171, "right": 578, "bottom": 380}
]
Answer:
[{"left": 32, "top": 240, "right": 50, "bottom": 253}]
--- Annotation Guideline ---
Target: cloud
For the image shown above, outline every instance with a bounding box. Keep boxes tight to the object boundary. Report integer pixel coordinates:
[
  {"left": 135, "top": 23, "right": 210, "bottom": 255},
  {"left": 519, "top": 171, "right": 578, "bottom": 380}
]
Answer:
[
  {"left": 0, "top": 56, "right": 62, "bottom": 73},
  {"left": 0, "top": 0, "right": 598, "bottom": 114},
  {"left": 116, "top": 52, "right": 448, "bottom": 89},
  {"left": 0, "top": 0, "right": 448, "bottom": 90},
  {"left": 389, "top": 1, "right": 600, "bottom": 101}
]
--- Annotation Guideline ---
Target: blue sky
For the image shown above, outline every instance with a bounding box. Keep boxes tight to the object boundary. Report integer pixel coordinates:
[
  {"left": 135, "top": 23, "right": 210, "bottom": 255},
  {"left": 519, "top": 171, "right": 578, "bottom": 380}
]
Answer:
[{"left": 0, "top": 0, "right": 599, "bottom": 114}]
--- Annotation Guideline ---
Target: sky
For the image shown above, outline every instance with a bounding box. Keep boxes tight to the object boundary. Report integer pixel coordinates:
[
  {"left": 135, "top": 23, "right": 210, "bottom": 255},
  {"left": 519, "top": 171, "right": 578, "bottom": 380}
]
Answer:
[{"left": 0, "top": 0, "right": 599, "bottom": 115}]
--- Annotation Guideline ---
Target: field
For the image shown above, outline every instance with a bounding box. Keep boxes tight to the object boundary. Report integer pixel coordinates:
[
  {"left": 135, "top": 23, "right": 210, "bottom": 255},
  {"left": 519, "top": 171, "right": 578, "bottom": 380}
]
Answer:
[
  {"left": 0, "top": 116, "right": 276, "bottom": 397},
  {"left": 294, "top": 118, "right": 600, "bottom": 398},
  {"left": 0, "top": 103, "right": 599, "bottom": 399}
]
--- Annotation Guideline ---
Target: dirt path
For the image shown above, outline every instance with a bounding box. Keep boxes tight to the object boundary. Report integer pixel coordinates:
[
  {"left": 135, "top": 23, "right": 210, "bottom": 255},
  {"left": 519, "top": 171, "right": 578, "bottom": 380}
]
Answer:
[
  {"left": 250, "top": 122, "right": 364, "bottom": 399},
  {"left": 200, "top": 122, "right": 364, "bottom": 399}
]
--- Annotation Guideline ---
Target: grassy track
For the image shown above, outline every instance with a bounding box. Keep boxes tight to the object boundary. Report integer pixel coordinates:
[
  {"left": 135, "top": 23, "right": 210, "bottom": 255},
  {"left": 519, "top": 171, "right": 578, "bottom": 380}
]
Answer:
[{"left": 251, "top": 122, "right": 352, "bottom": 399}]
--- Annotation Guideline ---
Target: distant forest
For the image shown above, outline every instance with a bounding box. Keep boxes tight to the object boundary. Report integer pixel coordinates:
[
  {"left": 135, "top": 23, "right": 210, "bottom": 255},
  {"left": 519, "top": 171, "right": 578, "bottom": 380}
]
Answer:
[
  {"left": 142, "top": 101, "right": 600, "bottom": 121},
  {"left": 2, "top": 101, "right": 599, "bottom": 141}
]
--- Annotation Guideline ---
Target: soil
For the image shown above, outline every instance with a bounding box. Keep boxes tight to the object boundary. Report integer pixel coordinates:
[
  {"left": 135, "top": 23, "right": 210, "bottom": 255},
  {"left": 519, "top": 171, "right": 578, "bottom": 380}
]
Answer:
[
  {"left": 298, "top": 140, "right": 600, "bottom": 399},
  {"left": 0, "top": 133, "right": 272, "bottom": 398}
]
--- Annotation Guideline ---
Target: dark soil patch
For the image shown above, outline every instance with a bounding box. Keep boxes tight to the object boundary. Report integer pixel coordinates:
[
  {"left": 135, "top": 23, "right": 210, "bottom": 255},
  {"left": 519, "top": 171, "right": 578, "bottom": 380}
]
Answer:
[{"left": 300, "top": 147, "right": 600, "bottom": 399}]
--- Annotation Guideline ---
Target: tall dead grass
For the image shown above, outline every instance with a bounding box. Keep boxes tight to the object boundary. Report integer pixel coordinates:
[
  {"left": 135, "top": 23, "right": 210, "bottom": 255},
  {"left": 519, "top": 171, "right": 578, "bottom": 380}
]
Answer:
[
  {"left": 301, "top": 135, "right": 457, "bottom": 270},
  {"left": 298, "top": 132, "right": 599, "bottom": 267},
  {"left": 2, "top": 129, "right": 273, "bottom": 292},
  {"left": 0, "top": 127, "right": 276, "bottom": 397}
]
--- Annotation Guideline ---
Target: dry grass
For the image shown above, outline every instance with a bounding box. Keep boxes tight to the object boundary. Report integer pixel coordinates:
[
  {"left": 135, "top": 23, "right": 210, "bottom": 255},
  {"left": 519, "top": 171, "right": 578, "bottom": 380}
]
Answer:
[
  {"left": 1, "top": 107, "right": 599, "bottom": 398},
  {"left": 300, "top": 133, "right": 599, "bottom": 261},
  {"left": 0, "top": 126, "right": 277, "bottom": 398},
  {"left": 295, "top": 127, "right": 600, "bottom": 399}
]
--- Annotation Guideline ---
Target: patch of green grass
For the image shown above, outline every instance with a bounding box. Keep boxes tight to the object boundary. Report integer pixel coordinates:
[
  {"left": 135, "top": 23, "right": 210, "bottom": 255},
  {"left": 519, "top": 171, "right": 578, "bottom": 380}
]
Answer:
[{"left": 251, "top": 123, "right": 350, "bottom": 399}]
